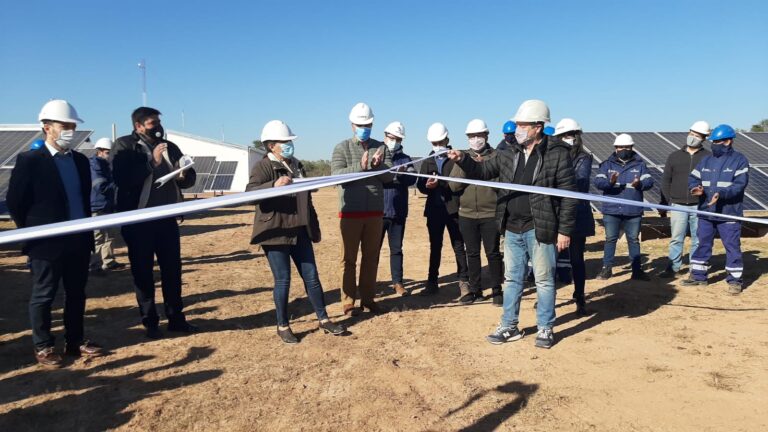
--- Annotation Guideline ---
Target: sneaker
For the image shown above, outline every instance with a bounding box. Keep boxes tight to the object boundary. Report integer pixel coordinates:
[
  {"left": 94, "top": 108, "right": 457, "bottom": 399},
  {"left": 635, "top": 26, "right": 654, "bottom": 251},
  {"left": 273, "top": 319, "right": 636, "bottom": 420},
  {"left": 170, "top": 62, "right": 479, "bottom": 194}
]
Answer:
[
  {"left": 486, "top": 325, "right": 524, "bottom": 345},
  {"left": 420, "top": 281, "right": 439, "bottom": 296},
  {"left": 535, "top": 328, "right": 555, "bottom": 349},
  {"left": 596, "top": 267, "right": 612, "bottom": 280},
  {"left": 681, "top": 277, "right": 708, "bottom": 287},
  {"left": 277, "top": 327, "right": 299, "bottom": 344},
  {"left": 459, "top": 292, "right": 480, "bottom": 305},
  {"left": 319, "top": 320, "right": 346, "bottom": 335},
  {"left": 35, "top": 347, "right": 63, "bottom": 368},
  {"left": 727, "top": 282, "right": 743, "bottom": 295},
  {"left": 631, "top": 269, "right": 651, "bottom": 281}
]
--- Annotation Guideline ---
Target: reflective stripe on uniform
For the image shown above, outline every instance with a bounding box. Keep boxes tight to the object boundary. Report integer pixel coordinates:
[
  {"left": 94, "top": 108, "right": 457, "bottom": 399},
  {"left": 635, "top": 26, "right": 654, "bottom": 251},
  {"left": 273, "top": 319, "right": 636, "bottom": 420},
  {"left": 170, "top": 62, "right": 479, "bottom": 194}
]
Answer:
[
  {"left": 691, "top": 169, "right": 701, "bottom": 179},
  {"left": 734, "top": 167, "right": 749, "bottom": 177},
  {"left": 716, "top": 181, "right": 732, "bottom": 187}
]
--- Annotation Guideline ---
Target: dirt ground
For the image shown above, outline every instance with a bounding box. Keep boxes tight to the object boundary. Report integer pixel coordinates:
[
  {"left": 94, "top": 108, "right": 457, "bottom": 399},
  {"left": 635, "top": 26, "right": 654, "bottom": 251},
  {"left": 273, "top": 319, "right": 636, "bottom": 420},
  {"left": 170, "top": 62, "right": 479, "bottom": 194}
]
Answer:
[{"left": 1, "top": 188, "right": 767, "bottom": 431}]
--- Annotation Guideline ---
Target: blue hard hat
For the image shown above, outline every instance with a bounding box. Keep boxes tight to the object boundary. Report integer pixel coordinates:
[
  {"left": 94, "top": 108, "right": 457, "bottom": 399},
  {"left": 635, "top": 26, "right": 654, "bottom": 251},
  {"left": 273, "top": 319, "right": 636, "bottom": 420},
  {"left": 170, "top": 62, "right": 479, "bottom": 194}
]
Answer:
[
  {"left": 30, "top": 139, "right": 45, "bottom": 150},
  {"left": 543, "top": 126, "right": 555, "bottom": 136},
  {"left": 502, "top": 120, "right": 516, "bottom": 134},
  {"left": 709, "top": 124, "right": 736, "bottom": 142}
]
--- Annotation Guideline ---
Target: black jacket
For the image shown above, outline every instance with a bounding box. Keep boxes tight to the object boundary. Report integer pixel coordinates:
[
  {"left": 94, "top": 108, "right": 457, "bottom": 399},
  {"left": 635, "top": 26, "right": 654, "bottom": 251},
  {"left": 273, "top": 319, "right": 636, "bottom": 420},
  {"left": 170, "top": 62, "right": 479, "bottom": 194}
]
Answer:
[
  {"left": 417, "top": 151, "right": 461, "bottom": 216},
  {"left": 661, "top": 147, "right": 711, "bottom": 205},
  {"left": 245, "top": 156, "right": 321, "bottom": 246},
  {"left": 6, "top": 148, "right": 94, "bottom": 259},
  {"left": 112, "top": 132, "right": 196, "bottom": 212},
  {"left": 457, "top": 136, "right": 577, "bottom": 244}
]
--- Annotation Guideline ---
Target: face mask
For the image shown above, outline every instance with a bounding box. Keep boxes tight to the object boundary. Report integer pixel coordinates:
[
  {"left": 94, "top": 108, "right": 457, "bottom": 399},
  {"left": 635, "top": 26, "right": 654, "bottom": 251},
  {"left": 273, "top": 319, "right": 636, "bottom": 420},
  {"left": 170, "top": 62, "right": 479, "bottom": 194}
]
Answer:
[
  {"left": 686, "top": 136, "right": 703, "bottom": 148},
  {"left": 468, "top": 136, "right": 486, "bottom": 151},
  {"left": 562, "top": 138, "right": 575, "bottom": 146},
  {"left": 616, "top": 149, "right": 634, "bottom": 161},
  {"left": 432, "top": 145, "right": 446, "bottom": 154},
  {"left": 385, "top": 137, "right": 401, "bottom": 152},
  {"left": 711, "top": 143, "right": 727, "bottom": 157},
  {"left": 280, "top": 141, "right": 295, "bottom": 159},
  {"left": 143, "top": 124, "right": 165, "bottom": 142},
  {"left": 514, "top": 128, "right": 531, "bottom": 146},
  {"left": 355, "top": 127, "right": 371, "bottom": 141},
  {"left": 56, "top": 129, "right": 75, "bottom": 149},
  {"left": 504, "top": 134, "right": 515, "bottom": 144}
]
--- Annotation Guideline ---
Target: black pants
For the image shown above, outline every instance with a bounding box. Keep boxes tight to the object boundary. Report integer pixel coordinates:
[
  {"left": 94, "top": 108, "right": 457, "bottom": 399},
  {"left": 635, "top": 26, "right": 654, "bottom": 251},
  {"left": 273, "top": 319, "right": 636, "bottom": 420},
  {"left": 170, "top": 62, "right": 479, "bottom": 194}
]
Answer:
[
  {"left": 569, "top": 236, "right": 587, "bottom": 302},
  {"left": 122, "top": 217, "right": 185, "bottom": 328},
  {"left": 458, "top": 216, "right": 503, "bottom": 292},
  {"left": 29, "top": 251, "right": 89, "bottom": 350},
  {"left": 426, "top": 213, "right": 468, "bottom": 283}
]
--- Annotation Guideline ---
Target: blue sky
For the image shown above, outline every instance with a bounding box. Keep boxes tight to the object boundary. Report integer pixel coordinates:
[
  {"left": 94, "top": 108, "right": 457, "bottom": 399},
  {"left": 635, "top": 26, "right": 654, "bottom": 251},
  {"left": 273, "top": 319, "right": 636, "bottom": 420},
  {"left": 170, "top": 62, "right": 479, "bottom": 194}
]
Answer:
[{"left": 1, "top": 0, "right": 766, "bottom": 160}]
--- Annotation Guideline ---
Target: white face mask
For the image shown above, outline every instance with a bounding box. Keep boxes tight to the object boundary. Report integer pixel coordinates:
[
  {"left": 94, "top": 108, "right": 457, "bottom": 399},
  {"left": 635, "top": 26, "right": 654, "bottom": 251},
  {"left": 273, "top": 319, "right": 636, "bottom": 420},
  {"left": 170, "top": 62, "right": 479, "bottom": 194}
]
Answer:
[
  {"left": 468, "top": 136, "right": 486, "bottom": 151},
  {"left": 514, "top": 127, "right": 531, "bottom": 145},
  {"left": 562, "top": 137, "right": 576, "bottom": 146},
  {"left": 686, "top": 135, "right": 703, "bottom": 148},
  {"left": 56, "top": 129, "right": 75, "bottom": 150},
  {"left": 432, "top": 145, "right": 446, "bottom": 154},
  {"left": 385, "top": 137, "right": 401, "bottom": 152}
]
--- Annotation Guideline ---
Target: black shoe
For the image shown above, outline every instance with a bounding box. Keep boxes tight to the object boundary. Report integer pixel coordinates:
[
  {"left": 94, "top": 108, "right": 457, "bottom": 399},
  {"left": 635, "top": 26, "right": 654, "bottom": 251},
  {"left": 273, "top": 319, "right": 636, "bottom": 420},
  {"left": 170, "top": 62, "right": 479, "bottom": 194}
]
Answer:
[
  {"left": 492, "top": 289, "right": 503, "bottom": 307},
  {"left": 104, "top": 262, "right": 126, "bottom": 270},
  {"left": 167, "top": 321, "right": 199, "bottom": 334},
  {"left": 575, "top": 301, "right": 592, "bottom": 317},
  {"left": 596, "top": 267, "right": 612, "bottom": 280},
  {"left": 146, "top": 327, "right": 164, "bottom": 340},
  {"left": 459, "top": 292, "right": 479, "bottom": 305},
  {"left": 420, "top": 281, "right": 439, "bottom": 296},
  {"left": 277, "top": 327, "right": 299, "bottom": 344},
  {"left": 319, "top": 320, "right": 346, "bottom": 335},
  {"left": 486, "top": 325, "right": 524, "bottom": 344},
  {"left": 658, "top": 267, "right": 677, "bottom": 278},
  {"left": 681, "top": 277, "right": 708, "bottom": 286},
  {"left": 631, "top": 270, "right": 651, "bottom": 281}
]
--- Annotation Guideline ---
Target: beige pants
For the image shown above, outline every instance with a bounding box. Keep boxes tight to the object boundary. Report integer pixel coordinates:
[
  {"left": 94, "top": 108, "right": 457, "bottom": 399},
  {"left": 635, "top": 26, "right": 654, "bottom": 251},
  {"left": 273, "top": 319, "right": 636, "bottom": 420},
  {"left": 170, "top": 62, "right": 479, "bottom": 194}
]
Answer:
[
  {"left": 90, "top": 212, "right": 117, "bottom": 270},
  {"left": 340, "top": 216, "right": 384, "bottom": 307}
]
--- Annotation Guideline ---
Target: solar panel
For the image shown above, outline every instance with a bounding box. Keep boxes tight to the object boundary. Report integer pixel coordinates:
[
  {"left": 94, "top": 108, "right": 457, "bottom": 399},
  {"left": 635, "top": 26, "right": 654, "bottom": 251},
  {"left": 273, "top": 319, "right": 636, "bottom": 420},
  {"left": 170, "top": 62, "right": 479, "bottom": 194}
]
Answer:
[
  {"left": 204, "top": 174, "right": 216, "bottom": 190},
  {"left": 76, "top": 148, "right": 97, "bottom": 159},
  {"left": 216, "top": 161, "right": 238, "bottom": 175},
  {"left": 743, "top": 133, "right": 768, "bottom": 148},
  {"left": 739, "top": 133, "right": 768, "bottom": 164},
  {"left": 744, "top": 168, "right": 768, "bottom": 210},
  {"left": 183, "top": 174, "right": 208, "bottom": 194},
  {"left": 211, "top": 175, "right": 234, "bottom": 190},
  {"left": 581, "top": 133, "right": 617, "bottom": 161},
  {"left": 658, "top": 133, "right": 687, "bottom": 149},
  {"left": 193, "top": 156, "right": 217, "bottom": 174},
  {"left": 0, "top": 131, "right": 40, "bottom": 167},
  {"left": 623, "top": 132, "right": 677, "bottom": 166}
]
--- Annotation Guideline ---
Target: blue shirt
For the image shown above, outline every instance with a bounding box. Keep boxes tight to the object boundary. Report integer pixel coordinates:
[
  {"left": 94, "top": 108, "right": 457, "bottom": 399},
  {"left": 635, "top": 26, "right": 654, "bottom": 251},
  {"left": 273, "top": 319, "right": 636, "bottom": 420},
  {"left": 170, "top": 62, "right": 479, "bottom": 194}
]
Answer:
[{"left": 48, "top": 145, "right": 86, "bottom": 220}]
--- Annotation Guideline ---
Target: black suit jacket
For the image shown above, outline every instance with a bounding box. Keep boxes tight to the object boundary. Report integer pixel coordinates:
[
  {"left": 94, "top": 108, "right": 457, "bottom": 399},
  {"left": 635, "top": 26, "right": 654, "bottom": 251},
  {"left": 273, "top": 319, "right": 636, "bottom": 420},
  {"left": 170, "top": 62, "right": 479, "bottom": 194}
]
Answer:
[{"left": 7, "top": 147, "right": 95, "bottom": 260}]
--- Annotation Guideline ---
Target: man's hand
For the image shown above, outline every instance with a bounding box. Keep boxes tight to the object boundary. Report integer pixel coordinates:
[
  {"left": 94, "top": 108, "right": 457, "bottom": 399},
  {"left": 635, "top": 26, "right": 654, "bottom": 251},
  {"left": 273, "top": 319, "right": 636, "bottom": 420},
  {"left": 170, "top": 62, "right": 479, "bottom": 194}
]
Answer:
[
  {"left": 446, "top": 150, "right": 463, "bottom": 162},
  {"left": 557, "top": 234, "right": 571, "bottom": 253},
  {"left": 657, "top": 209, "right": 668, "bottom": 218},
  {"left": 274, "top": 176, "right": 292, "bottom": 187},
  {"left": 425, "top": 176, "right": 439, "bottom": 189},
  {"left": 371, "top": 147, "right": 384, "bottom": 168},
  {"left": 690, "top": 185, "right": 704, "bottom": 196},
  {"left": 609, "top": 172, "right": 619, "bottom": 185},
  {"left": 152, "top": 143, "right": 168, "bottom": 167},
  {"left": 707, "top": 192, "right": 720, "bottom": 206},
  {"left": 631, "top": 175, "right": 641, "bottom": 189},
  {"left": 360, "top": 151, "right": 369, "bottom": 171}
]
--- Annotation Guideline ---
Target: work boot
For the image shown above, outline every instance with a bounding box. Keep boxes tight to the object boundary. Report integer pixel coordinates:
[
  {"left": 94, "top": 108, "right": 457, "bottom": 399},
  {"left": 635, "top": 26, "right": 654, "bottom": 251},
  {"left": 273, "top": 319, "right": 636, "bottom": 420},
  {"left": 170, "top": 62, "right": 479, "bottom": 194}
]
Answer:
[
  {"left": 681, "top": 277, "right": 708, "bottom": 287},
  {"left": 596, "top": 267, "right": 612, "bottom": 280},
  {"left": 575, "top": 298, "right": 592, "bottom": 316},
  {"left": 631, "top": 269, "right": 651, "bottom": 281},
  {"left": 420, "top": 281, "right": 439, "bottom": 296},
  {"left": 459, "top": 291, "right": 481, "bottom": 305},
  {"left": 727, "top": 282, "right": 743, "bottom": 295},
  {"left": 393, "top": 283, "right": 409, "bottom": 297}
]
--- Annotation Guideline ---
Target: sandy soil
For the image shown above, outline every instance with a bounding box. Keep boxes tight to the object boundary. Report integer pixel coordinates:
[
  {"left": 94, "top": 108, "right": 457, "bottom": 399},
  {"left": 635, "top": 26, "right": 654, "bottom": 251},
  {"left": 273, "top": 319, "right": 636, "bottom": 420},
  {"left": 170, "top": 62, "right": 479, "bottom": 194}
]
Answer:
[{"left": 1, "top": 188, "right": 767, "bottom": 431}]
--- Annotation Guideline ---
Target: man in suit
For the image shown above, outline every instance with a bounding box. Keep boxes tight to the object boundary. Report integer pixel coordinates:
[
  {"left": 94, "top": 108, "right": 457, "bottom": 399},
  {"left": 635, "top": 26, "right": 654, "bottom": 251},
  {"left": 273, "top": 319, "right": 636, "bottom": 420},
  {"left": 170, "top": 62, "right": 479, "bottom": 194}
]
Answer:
[
  {"left": 7, "top": 100, "right": 104, "bottom": 367},
  {"left": 112, "top": 107, "right": 198, "bottom": 339}
]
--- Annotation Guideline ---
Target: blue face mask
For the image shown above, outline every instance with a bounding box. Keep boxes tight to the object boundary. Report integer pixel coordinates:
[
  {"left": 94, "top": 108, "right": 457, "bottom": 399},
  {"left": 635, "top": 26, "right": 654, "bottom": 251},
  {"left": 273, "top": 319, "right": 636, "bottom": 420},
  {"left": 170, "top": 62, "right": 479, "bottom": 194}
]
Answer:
[
  {"left": 711, "top": 143, "right": 727, "bottom": 157},
  {"left": 355, "top": 127, "right": 372, "bottom": 141},
  {"left": 280, "top": 141, "right": 295, "bottom": 159}
]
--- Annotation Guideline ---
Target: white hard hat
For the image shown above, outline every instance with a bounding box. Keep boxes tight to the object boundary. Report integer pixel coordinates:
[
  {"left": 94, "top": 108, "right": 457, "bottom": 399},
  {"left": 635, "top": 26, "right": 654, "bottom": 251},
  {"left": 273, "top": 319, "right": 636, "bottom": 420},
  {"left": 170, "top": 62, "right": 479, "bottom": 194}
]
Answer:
[
  {"left": 554, "top": 118, "right": 582, "bottom": 136},
  {"left": 384, "top": 121, "right": 405, "bottom": 139},
  {"left": 613, "top": 133, "right": 634, "bottom": 147},
  {"left": 689, "top": 120, "right": 711, "bottom": 136},
  {"left": 427, "top": 122, "right": 449, "bottom": 142},
  {"left": 513, "top": 99, "right": 550, "bottom": 123},
  {"left": 260, "top": 120, "right": 297, "bottom": 142},
  {"left": 465, "top": 119, "right": 489, "bottom": 134},
  {"left": 38, "top": 99, "right": 83, "bottom": 124},
  {"left": 94, "top": 137, "right": 113, "bottom": 150},
  {"left": 348, "top": 102, "right": 374, "bottom": 125}
]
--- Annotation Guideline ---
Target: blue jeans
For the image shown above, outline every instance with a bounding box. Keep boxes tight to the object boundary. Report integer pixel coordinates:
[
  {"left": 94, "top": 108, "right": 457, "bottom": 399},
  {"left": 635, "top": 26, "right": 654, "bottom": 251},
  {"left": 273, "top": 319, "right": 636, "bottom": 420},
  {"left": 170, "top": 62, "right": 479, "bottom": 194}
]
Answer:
[
  {"left": 668, "top": 204, "right": 699, "bottom": 271},
  {"left": 262, "top": 230, "right": 329, "bottom": 327},
  {"left": 381, "top": 217, "right": 406, "bottom": 284},
  {"left": 602, "top": 214, "right": 642, "bottom": 271},
  {"left": 501, "top": 229, "right": 556, "bottom": 330}
]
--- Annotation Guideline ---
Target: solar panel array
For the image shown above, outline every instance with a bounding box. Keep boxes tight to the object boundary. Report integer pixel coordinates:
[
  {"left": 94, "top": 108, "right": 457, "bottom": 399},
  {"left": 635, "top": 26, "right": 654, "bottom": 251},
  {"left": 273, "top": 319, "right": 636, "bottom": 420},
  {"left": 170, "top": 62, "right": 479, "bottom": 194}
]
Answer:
[{"left": 180, "top": 157, "right": 237, "bottom": 193}]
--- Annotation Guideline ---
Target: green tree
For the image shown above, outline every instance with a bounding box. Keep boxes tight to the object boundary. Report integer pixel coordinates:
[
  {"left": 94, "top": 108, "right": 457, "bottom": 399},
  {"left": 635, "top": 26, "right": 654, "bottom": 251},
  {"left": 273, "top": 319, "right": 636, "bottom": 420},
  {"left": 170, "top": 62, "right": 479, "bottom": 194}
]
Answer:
[
  {"left": 750, "top": 119, "right": 768, "bottom": 132},
  {"left": 300, "top": 159, "right": 332, "bottom": 177},
  {"left": 252, "top": 140, "right": 264, "bottom": 150}
]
